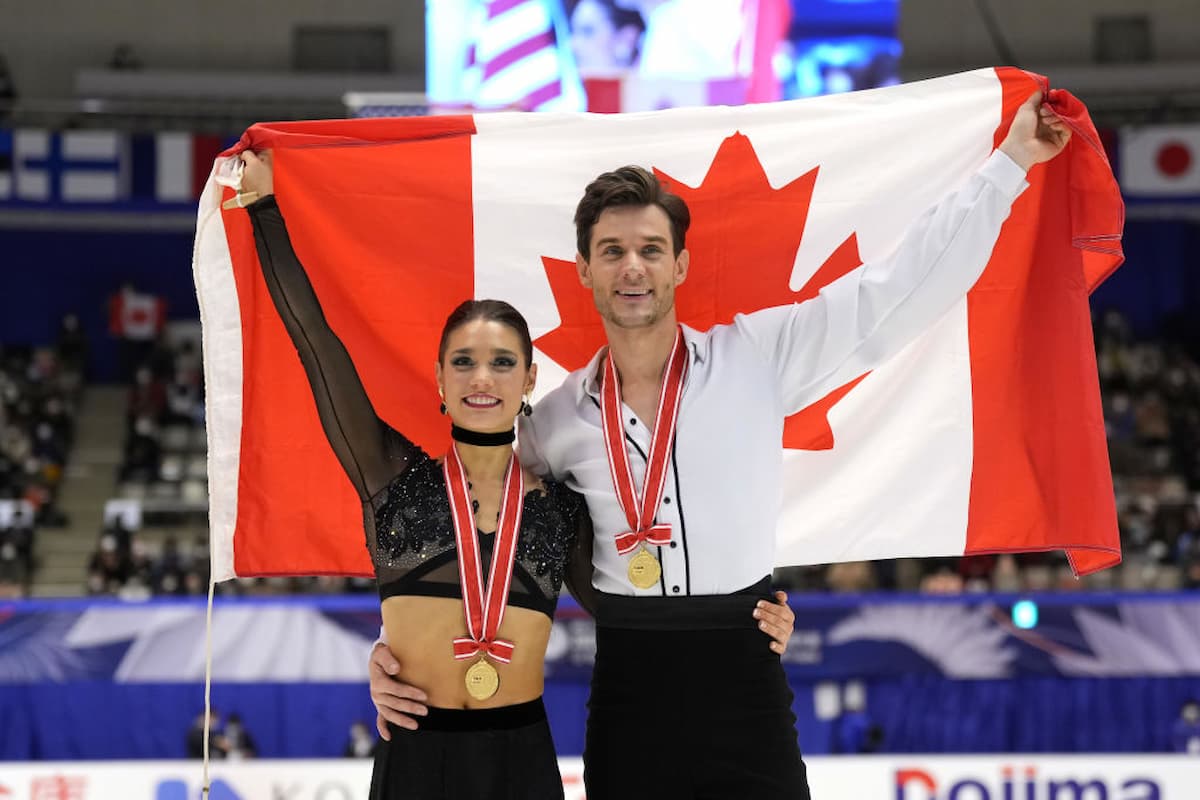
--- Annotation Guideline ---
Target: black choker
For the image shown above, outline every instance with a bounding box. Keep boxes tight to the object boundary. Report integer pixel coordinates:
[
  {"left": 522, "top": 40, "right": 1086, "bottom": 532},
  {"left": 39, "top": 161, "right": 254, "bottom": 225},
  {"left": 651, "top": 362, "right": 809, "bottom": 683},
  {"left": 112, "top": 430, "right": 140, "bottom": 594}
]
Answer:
[{"left": 451, "top": 425, "right": 515, "bottom": 446}]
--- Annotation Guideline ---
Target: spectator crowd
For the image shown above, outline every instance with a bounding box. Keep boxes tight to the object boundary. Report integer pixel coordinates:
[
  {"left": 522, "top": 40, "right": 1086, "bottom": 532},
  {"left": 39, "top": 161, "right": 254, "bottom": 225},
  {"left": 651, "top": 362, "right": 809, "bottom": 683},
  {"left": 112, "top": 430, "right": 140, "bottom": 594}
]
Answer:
[{"left": 0, "top": 314, "right": 84, "bottom": 597}]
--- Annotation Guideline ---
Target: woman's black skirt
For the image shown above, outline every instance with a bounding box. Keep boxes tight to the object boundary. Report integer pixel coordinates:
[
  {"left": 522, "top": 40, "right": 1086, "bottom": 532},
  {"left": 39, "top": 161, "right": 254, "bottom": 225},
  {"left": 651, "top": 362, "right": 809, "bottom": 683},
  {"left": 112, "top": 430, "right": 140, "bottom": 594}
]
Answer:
[{"left": 370, "top": 697, "right": 563, "bottom": 800}]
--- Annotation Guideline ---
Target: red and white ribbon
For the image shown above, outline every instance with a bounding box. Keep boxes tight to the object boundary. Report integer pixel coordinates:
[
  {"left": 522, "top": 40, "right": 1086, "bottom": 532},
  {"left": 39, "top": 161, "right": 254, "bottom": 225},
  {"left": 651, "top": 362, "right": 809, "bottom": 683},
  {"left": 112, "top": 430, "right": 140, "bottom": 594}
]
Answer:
[
  {"left": 443, "top": 444, "right": 524, "bottom": 664},
  {"left": 600, "top": 327, "right": 689, "bottom": 557}
]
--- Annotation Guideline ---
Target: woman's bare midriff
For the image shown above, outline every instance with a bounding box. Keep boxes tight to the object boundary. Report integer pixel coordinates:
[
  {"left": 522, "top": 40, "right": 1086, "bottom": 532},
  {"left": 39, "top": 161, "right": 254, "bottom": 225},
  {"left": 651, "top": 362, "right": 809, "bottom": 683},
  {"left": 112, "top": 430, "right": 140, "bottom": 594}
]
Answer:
[{"left": 382, "top": 595, "right": 553, "bottom": 709}]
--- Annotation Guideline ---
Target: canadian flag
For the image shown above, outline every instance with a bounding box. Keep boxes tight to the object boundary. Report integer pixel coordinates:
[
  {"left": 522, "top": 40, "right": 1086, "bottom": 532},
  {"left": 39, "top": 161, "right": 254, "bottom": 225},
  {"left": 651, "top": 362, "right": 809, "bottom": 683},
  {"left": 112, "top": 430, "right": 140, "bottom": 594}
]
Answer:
[
  {"left": 194, "top": 68, "right": 1123, "bottom": 582},
  {"left": 109, "top": 288, "right": 165, "bottom": 341}
]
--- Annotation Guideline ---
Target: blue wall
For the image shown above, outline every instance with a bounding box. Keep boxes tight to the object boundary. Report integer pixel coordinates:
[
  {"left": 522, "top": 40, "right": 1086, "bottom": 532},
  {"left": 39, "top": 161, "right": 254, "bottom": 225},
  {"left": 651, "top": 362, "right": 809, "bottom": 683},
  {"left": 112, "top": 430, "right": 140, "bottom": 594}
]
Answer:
[
  {"left": 2, "top": 593, "right": 1197, "bottom": 760},
  {"left": 1090, "top": 218, "right": 1200, "bottom": 343}
]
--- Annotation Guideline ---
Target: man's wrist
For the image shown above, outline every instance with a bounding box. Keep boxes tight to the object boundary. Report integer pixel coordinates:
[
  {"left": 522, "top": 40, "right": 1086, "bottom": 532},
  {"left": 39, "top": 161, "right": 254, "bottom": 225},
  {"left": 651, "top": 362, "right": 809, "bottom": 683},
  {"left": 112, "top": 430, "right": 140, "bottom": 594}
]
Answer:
[
  {"left": 997, "top": 142, "right": 1034, "bottom": 174},
  {"left": 983, "top": 148, "right": 1031, "bottom": 198}
]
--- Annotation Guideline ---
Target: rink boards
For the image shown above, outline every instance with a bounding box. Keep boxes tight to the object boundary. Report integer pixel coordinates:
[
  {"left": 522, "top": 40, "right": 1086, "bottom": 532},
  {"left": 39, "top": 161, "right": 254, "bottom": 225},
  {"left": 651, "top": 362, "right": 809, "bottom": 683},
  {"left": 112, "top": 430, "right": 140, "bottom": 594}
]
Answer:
[{"left": 0, "top": 754, "right": 1194, "bottom": 799}]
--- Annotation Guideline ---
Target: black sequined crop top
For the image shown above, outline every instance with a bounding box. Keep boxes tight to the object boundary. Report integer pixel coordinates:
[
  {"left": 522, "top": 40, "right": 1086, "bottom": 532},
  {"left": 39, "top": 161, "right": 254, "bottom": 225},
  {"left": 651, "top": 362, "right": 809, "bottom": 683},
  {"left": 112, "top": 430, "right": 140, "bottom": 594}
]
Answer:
[
  {"left": 247, "top": 196, "right": 593, "bottom": 619},
  {"left": 369, "top": 447, "right": 586, "bottom": 616}
]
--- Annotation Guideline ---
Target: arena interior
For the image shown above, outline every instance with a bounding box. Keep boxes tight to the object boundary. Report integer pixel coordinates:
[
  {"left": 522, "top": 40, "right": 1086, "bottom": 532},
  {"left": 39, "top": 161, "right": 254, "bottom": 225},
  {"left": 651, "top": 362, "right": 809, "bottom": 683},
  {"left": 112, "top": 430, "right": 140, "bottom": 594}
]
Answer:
[{"left": 0, "top": 1, "right": 1198, "bottom": 798}]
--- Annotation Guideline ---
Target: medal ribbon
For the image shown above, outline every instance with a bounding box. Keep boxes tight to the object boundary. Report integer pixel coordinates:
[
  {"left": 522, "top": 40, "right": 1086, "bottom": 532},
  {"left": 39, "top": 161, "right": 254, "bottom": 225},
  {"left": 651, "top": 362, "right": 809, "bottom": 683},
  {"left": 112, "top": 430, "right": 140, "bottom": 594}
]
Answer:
[
  {"left": 443, "top": 444, "right": 524, "bottom": 664},
  {"left": 600, "top": 327, "right": 688, "bottom": 556}
]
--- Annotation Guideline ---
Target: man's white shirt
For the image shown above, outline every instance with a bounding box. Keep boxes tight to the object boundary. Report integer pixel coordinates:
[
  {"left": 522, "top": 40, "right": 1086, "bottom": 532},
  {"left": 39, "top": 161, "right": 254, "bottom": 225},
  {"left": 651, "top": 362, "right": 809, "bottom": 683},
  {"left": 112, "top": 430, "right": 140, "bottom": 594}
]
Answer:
[{"left": 520, "top": 150, "right": 1029, "bottom": 596}]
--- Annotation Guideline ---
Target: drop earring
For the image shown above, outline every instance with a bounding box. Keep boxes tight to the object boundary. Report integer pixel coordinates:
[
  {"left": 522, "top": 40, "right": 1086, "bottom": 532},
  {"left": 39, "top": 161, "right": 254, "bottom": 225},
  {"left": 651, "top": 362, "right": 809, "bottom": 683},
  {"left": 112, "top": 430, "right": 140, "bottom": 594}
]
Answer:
[
  {"left": 521, "top": 395, "right": 533, "bottom": 417},
  {"left": 439, "top": 388, "right": 446, "bottom": 415}
]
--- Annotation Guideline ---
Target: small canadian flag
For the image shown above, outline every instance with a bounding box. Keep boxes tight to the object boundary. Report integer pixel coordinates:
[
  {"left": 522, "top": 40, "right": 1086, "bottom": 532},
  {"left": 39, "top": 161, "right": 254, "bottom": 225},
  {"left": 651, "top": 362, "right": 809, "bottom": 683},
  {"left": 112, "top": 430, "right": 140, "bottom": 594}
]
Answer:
[{"left": 108, "top": 288, "right": 165, "bottom": 341}]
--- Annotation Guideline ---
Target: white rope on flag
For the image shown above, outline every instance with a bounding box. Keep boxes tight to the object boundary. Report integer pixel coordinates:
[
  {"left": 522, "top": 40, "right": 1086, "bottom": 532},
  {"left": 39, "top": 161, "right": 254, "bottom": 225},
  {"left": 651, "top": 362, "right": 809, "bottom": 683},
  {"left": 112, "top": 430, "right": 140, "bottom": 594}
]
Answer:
[{"left": 202, "top": 574, "right": 216, "bottom": 797}]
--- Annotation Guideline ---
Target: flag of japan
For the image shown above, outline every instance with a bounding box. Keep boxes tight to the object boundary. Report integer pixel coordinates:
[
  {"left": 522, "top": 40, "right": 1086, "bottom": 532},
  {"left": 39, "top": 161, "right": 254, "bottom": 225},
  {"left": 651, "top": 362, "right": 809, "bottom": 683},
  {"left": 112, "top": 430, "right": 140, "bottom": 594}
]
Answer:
[
  {"left": 194, "top": 67, "right": 1124, "bottom": 582},
  {"left": 1119, "top": 123, "right": 1200, "bottom": 197}
]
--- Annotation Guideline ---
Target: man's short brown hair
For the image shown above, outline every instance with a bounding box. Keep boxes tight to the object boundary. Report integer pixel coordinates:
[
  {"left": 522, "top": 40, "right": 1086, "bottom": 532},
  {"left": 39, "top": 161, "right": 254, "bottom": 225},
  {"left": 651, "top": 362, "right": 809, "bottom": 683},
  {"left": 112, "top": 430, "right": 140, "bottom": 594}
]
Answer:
[{"left": 574, "top": 166, "right": 691, "bottom": 259}]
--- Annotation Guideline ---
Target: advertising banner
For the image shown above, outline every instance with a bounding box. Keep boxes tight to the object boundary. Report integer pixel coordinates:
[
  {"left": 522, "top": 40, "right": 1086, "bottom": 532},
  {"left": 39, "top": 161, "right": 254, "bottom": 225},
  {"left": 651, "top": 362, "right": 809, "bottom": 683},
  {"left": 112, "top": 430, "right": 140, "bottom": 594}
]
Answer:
[
  {"left": 3, "top": 595, "right": 1198, "bottom": 685},
  {"left": 0, "top": 755, "right": 1194, "bottom": 800}
]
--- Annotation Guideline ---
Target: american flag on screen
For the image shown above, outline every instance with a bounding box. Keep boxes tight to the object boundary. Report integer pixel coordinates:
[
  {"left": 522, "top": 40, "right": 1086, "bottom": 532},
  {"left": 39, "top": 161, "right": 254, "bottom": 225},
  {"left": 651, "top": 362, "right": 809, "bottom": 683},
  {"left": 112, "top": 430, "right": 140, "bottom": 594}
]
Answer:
[{"left": 468, "top": 0, "right": 585, "bottom": 111}]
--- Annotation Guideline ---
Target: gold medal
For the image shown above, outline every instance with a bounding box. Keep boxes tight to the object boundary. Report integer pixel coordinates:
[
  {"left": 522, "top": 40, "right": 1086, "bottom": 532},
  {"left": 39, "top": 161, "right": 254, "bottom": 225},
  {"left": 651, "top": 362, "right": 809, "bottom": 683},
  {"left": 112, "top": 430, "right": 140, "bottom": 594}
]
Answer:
[
  {"left": 628, "top": 547, "right": 662, "bottom": 589},
  {"left": 601, "top": 329, "right": 688, "bottom": 586},
  {"left": 444, "top": 445, "right": 522, "bottom": 703},
  {"left": 465, "top": 658, "right": 500, "bottom": 700}
]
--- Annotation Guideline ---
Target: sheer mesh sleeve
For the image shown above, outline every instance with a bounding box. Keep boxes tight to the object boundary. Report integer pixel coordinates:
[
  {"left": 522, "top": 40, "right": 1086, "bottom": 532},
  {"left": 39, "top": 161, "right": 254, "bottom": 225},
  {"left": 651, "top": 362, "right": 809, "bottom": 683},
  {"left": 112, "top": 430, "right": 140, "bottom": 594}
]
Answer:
[
  {"left": 563, "top": 499, "right": 597, "bottom": 617},
  {"left": 246, "top": 196, "right": 414, "bottom": 500}
]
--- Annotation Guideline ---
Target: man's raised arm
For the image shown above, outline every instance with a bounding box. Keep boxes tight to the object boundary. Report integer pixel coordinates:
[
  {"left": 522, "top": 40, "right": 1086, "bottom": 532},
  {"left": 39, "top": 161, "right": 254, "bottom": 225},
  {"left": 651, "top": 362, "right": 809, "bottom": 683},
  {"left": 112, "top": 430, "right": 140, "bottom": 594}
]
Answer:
[{"left": 738, "top": 91, "right": 1070, "bottom": 413}]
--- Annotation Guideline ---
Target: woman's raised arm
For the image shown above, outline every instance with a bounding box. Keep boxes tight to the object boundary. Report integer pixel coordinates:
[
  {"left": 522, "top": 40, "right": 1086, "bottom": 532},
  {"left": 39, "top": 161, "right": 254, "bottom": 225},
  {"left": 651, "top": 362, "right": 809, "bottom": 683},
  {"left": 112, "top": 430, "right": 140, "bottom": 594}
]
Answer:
[{"left": 241, "top": 150, "right": 410, "bottom": 500}]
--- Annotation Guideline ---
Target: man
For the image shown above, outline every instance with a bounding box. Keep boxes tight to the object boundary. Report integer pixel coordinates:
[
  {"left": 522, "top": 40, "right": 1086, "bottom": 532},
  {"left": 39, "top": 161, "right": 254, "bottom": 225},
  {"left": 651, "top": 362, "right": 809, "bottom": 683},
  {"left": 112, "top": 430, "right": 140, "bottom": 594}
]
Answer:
[{"left": 371, "top": 91, "right": 1070, "bottom": 798}]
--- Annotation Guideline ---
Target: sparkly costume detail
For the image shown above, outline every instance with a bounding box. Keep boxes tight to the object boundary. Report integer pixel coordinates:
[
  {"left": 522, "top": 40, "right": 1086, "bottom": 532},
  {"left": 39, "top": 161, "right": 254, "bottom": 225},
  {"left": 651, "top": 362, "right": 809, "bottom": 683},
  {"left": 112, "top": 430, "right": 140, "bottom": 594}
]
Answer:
[{"left": 370, "top": 451, "right": 582, "bottom": 617}]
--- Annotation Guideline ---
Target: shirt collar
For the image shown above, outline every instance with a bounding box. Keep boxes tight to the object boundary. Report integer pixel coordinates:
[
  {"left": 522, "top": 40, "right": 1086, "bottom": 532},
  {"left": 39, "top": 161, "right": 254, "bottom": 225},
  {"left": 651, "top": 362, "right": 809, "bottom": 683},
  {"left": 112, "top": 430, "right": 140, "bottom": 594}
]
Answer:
[{"left": 577, "top": 323, "right": 708, "bottom": 403}]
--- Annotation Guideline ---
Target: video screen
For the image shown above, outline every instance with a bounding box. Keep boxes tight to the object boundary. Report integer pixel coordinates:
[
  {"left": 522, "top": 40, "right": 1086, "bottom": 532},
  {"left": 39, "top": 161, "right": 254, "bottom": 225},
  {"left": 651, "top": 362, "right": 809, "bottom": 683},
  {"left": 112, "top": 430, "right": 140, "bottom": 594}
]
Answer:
[{"left": 425, "top": 0, "right": 902, "bottom": 113}]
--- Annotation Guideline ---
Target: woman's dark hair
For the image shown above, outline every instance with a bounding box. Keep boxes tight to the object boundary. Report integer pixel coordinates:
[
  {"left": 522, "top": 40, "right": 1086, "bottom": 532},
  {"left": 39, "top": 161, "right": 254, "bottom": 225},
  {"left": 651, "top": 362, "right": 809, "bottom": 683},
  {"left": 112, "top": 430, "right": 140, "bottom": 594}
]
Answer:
[
  {"left": 574, "top": 165, "right": 691, "bottom": 259},
  {"left": 437, "top": 299, "right": 533, "bottom": 367}
]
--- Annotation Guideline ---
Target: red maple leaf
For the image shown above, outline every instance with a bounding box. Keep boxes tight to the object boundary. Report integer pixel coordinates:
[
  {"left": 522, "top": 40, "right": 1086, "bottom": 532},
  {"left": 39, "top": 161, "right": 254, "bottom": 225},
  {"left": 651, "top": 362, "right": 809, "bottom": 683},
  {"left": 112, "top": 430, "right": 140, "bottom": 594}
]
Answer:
[{"left": 534, "top": 132, "right": 867, "bottom": 450}]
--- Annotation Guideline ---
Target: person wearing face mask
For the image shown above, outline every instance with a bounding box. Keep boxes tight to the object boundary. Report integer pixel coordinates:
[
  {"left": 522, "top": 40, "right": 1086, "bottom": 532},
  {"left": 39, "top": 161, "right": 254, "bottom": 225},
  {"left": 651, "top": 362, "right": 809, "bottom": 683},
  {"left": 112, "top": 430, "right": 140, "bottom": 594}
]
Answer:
[
  {"left": 1173, "top": 698, "right": 1200, "bottom": 754},
  {"left": 344, "top": 720, "right": 378, "bottom": 758}
]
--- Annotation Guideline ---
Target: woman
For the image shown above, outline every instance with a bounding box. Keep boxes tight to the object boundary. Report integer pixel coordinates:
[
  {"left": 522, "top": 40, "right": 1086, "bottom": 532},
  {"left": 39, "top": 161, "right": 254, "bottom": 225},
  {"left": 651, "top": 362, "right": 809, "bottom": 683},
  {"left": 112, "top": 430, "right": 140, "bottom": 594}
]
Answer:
[
  {"left": 567, "top": 0, "right": 645, "bottom": 75},
  {"left": 236, "top": 149, "right": 591, "bottom": 799}
]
